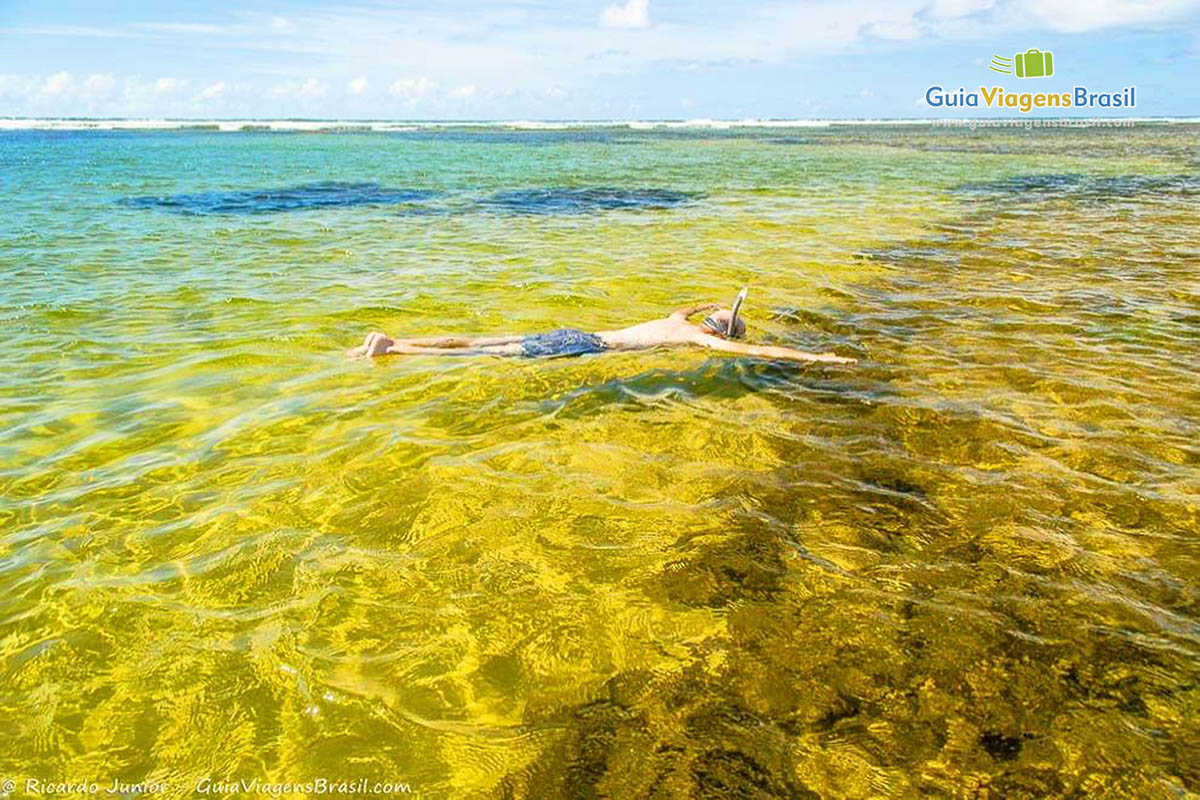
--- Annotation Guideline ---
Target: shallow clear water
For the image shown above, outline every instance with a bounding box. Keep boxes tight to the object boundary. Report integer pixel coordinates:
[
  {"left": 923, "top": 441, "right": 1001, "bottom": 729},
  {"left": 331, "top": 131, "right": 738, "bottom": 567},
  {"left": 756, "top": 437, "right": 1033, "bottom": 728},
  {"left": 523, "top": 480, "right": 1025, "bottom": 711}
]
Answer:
[{"left": 1, "top": 125, "right": 1198, "bottom": 798}]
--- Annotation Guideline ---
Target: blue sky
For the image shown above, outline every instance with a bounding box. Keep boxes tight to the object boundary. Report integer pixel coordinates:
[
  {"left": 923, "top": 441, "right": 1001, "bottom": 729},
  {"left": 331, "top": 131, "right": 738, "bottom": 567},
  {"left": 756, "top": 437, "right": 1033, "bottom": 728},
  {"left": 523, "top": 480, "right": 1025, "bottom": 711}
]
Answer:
[{"left": 1, "top": 0, "right": 1198, "bottom": 119}]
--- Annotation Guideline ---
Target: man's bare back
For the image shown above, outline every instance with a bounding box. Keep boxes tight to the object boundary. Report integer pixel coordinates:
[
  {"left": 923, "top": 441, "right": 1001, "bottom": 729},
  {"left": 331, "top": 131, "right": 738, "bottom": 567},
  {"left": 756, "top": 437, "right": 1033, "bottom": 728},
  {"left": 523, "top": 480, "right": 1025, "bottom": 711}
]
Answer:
[{"left": 348, "top": 301, "right": 855, "bottom": 364}]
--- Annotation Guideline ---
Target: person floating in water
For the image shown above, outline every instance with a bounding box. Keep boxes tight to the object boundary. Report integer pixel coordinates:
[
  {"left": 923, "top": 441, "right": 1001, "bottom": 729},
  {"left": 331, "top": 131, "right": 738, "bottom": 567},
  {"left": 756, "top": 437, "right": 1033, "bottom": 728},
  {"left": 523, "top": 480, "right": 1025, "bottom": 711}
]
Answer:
[{"left": 348, "top": 288, "right": 855, "bottom": 364}]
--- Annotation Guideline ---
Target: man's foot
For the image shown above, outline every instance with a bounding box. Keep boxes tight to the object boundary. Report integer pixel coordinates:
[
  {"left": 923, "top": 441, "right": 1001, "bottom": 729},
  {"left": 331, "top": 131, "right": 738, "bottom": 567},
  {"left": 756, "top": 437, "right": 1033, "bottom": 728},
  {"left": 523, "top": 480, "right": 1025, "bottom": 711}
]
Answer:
[{"left": 347, "top": 332, "right": 395, "bottom": 358}]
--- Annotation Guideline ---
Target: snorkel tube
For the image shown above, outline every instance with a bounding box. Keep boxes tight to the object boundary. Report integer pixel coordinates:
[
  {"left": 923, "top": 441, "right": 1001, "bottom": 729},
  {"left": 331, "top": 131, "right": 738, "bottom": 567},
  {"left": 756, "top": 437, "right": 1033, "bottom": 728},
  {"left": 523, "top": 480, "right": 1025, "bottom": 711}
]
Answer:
[
  {"left": 704, "top": 286, "right": 749, "bottom": 338},
  {"left": 728, "top": 286, "right": 747, "bottom": 336}
]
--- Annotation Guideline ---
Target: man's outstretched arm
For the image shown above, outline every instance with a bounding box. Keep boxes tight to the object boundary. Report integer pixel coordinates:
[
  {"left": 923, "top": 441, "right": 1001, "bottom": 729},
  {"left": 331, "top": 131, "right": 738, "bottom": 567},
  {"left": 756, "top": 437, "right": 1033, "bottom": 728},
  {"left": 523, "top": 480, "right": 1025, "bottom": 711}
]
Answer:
[
  {"left": 695, "top": 333, "right": 856, "bottom": 364},
  {"left": 670, "top": 302, "right": 720, "bottom": 320}
]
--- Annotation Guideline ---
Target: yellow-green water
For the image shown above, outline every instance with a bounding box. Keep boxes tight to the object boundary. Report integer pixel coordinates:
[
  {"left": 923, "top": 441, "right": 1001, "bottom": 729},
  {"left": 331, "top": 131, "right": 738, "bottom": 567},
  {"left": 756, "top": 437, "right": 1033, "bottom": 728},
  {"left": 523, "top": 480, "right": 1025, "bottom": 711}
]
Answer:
[{"left": 1, "top": 125, "right": 1198, "bottom": 798}]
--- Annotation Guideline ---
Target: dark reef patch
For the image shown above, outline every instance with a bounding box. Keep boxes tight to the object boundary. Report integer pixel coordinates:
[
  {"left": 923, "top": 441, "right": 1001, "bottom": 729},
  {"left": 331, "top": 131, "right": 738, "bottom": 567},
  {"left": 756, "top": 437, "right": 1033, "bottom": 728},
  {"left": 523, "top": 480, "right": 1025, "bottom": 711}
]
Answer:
[
  {"left": 119, "top": 183, "right": 697, "bottom": 217},
  {"left": 692, "top": 748, "right": 814, "bottom": 799},
  {"left": 478, "top": 187, "right": 696, "bottom": 215},
  {"left": 954, "top": 172, "right": 1200, "bottom": 203},
  {"left": 979, "top": 731, "right": 1024, "bottom": 762},
  {"left": 119, "top": 181, "right": 436, "bottom": 215}
]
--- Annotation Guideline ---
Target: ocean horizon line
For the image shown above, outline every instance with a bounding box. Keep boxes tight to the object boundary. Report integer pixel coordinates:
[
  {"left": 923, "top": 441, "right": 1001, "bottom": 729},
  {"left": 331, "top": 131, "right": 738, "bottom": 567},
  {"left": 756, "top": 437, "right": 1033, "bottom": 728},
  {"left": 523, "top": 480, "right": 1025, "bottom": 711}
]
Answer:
[{"left": 3, "top": 115, "right": 1199, "bottom": 132}]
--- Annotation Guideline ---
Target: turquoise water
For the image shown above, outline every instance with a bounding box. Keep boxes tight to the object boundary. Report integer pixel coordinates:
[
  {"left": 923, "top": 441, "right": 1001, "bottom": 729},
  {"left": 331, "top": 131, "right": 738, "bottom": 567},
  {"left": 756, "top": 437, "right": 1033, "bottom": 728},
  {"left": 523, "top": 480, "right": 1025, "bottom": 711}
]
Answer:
[{"left": 1, "top": 124, "right": 1198, "bottom": 798}]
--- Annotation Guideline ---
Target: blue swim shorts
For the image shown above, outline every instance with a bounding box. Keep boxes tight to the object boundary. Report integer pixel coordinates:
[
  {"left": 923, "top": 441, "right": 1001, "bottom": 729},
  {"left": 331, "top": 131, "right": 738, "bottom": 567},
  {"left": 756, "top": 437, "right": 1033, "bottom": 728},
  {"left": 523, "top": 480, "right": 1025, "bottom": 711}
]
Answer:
[{"left": 520, "top": 329, "right": 608, "bottom": 358}]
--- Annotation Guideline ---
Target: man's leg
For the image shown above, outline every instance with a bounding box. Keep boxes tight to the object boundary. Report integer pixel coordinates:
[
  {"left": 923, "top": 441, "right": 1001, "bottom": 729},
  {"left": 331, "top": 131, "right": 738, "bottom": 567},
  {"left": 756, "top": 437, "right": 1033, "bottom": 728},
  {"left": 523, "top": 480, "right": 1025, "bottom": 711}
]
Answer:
[
  {"left": 350, "top": 331, "right": 526, "bottom": 358},
  {"left": 394, "top": 334, "right": 523, "bottom": 348},
  {"left": 386, "top": 341, "right": 523, "bottom": 356}
]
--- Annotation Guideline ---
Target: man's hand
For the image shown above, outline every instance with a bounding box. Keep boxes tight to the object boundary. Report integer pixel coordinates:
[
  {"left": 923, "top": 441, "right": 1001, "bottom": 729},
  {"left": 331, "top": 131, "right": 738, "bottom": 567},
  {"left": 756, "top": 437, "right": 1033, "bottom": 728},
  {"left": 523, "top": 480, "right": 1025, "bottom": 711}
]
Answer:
[{"left": 670, "top": 302, "right": 720, "bottom": 319}]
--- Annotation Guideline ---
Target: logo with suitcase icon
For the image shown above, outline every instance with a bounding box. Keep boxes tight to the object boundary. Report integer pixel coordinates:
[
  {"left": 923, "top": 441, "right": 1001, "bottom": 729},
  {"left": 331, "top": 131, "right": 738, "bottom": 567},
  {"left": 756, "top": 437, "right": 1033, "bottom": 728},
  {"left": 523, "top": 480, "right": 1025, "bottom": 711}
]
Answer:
[{"left": 989, "top": 49, "right": 1054, "bottom": 78}]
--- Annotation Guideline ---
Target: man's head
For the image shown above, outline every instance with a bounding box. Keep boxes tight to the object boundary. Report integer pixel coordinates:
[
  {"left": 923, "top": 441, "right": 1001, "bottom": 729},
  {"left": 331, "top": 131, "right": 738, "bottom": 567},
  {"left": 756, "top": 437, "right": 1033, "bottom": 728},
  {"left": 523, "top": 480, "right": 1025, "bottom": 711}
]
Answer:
[{"left": 702, "top": 308, "right": 747, "bottom": 339}]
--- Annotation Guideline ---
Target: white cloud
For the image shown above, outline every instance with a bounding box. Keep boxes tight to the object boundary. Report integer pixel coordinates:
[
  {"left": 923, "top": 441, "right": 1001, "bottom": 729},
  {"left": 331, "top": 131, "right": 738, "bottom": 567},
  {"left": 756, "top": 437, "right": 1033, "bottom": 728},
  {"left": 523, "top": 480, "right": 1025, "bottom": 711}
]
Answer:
[
  {"left": 680, "top": 96, "right": 695, "bottom": 108},
  {"left": 0, "top": 74, "right": 37, "bottom": 101},
  {"left": 859, "top": 19, "right": 924, "bottom": 40},
  {"left": 451, "top": 84, "right": 477, "bottom": 99},
  {"left": 347, "top": 76, "right": 368, "bottom": 95},
  {"left": 135, "top": 22, "right": 229, "bottom": 35},
  {"left": 298, "top": 77, "right": 327, "bottom": 98},
  {"left": 600, "top": 0, "right": 651, "bottom": 29},
  {"left": 854, "top": 0, "right": 1200, "bottom": 42},
  {"left": 0, "top": 25, "right": 132, "bottom": 38},
  {"left": 198, "top": 81, "right": 225, "bottom": 100},
  {"left": 997, "top": 0, "right": 1200, "bottom": 33},
  {"left": 268, "top": 77, "right": 329, "bottom": 100},
  {"left": 81, "top": 73, "right": 116, "bottom": 98},
  {"left": 1, "top": 71, "right": 177, "bottom": 112},
  {"left": 270, "top": 16, "right": 291, "bottom": 31},
  {"left": 918, "top": 0, "right": 996, "bottom": 22},
  {"left": 389, "top": 77, "right": 437, "bottom": 100},
  {"left": 42, "top": 71, "right": 73, "bottom": 95},
  {"left": 859, "top": 88, "right": 873, "bottom": 97},
  {"left": 154, "top": 77, "right": 183, "bottom": 95}
]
